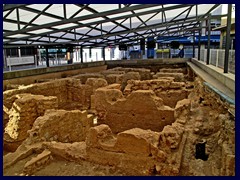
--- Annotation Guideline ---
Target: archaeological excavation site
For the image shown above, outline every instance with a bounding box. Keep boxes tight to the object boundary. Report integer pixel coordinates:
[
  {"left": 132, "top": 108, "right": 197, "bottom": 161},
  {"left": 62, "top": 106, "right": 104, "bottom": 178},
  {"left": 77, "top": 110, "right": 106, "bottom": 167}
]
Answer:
[{"left": 3, "top": 59, "right": 235, "bottom": 176}]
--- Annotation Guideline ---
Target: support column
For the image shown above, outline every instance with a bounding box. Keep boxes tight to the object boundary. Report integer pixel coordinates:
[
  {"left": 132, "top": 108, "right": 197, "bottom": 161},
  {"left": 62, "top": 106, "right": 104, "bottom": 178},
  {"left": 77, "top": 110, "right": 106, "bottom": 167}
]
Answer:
[
  {"left": 67, "top": 46, "right": 73, "bottom": 64},
  {"left": 198, "top": 22, "right": 202, "bottom": 60},
  {"left": 38, "top": 48, "right": 42, "bottom": 65},
  {"left": 110, "top": 47, "right": 112, "bottom": 60},
  {"left": 18, "top": 47, "right": 21, "bottom": 58},
  {"left": 193, "top": 31, "right": 195, "bottom": 58},
  {"left": 80, "top": 46, "right": 83, "bottom": 63},
  {"left": 89, "top": 47, "right": 92, "bottom": 59},
  {"left": 206, "top": 15, "right": 211, "bottom": 65},
  {"left": 3, "top": 49, "right": 7, "bottom": 68},
  {"left": 34, "top": 47, "right": 38, "bottom": 67},
  {"left": 45, "top": 46, "right": 49, "bottom": 67},
  {"left": 85, "top": 53, "right": 87, "bottom": 62},
  {"left": 140, "top": 38, "right": 145, "bottom": 56},
  {"left": 224, "top": 4, "right": 232, "bottom": 73},
  {"left": 102, "top": 47, "right": 105, "bottom": 61}
]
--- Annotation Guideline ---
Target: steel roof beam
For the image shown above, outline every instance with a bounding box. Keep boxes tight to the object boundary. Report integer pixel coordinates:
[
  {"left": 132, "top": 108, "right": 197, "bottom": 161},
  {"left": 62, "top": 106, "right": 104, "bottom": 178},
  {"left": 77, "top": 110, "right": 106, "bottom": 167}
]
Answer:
[
  {"left": 113, "top": 23, "right": 199, "bottom": 43},
  {"left": 3, "top": 4, "right": 30, "bottom": 11},
  {"left": 171, "top": 6, "right": 193, "bottom": 22},
  {"left": 5, "top": 5, "right": 125, "bottom": 43},
  {"left": 4, "top": 13, "right": 224, "bottom": 47},
  {"left": 80, "top": 30, "right": 198, "bottom": 48},
  {"left": 3, "top": 9, "right": 14, "bottom": 20},
  {"left": 22, "top": 4, "right": 53, "bottom": 29},
  {"left": 161, "top": 21, "right": 197, "bottom": 35},
  {"left": 76, "top": 4, "right": 130, "bottom": 31},
  {"left": 4, "top": 10, "right": 120, "bottom": 44},
  {"left": 100, "top": 5, "right": 143, "bottom": 39},
  {"left": 4, "top": 37, "right": 53, "bottom": 44},
  {"left": 4, "top": 21, "right": 200, "bottom": 48},
  {"left": 131, "top": 10, "right": 156, "bottom": 36},
  {"left": 3, "top": 18, "right": 90, "bottom": 42},
  {"left": 21, "top": 6, "right": 65, "bottom": 20},
  {"left": 179, "top": 6, "right": 193, "bottom": 33},
  {"left": 3, "top": 29, "right": 196, "bottom": 49},
  {"left": 2, "top": 18, "right": 206, "bottom": 47},
  {"left": 71, "top": 4, "right": 142, "bottom": 39},
  {"left": 198, "top": 4, "right": 220, "bottom": 20},
  {"left": 162, "top": 5, "right": 167, "bottom": 23},
  {"left": 4, "top": 4, "right": 193, "bottom": 42},
  {"left": 4, "top": 4, "right": 223, "bottom": 48},
  {"left": 4, "top": 4, "right": 181, "bottom": 36},
  {"left": 160, "top": 5, "right": 193, "bottom": 34},
  {"left": 119, "top": 9, "right": 162, "bottom": 41},
  {"left": 69, "top": 4, "right": 89, "bottom": 19},
  {"left": 97, "top": 18, "right": 134, "bottom": 43},
  {"left": 16, "top": 8, "right": 20, "bottom": 30},
  {"left": 4, "top": 14, "right": 93, "bottom": 39},
  {"left": 158, "top": 5, "right": 220, "bottom": 36},
  {"left": 63, "top": 17, "right": 210, "bottom": 43}
]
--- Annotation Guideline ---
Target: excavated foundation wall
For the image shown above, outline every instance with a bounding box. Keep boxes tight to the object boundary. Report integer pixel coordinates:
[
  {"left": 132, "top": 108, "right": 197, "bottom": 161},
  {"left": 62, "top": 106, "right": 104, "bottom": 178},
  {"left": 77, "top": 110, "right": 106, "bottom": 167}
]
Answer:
[
  {"left": 3, "top": 78, "right": 95, "bottom": 151},
  {"left": 85, "top": 122, "right": 186, "bottom": 175},
  {"left": 91, "top": 68, "right": 193, "bottom": 133},
  {"left": 3, "top": 78, "right": 69, "bottom": 105},
  {"left": 3, "top": 77, "right": 99, "bottom": 116},
  {"left": 4, "top": 94, "right": 58, "bottom": 151},
  {"left": 94, "top": 89, "right": 175, "bottom": 133},
  {"left": 124, "top": 79, "right": 192, "bottom": 108},
  {"left": 3, "top": 64, "right": 107, "bottom": 91},
  {"left": 3, "top": 66, "right": 235, "bottom": 176},
  {"left": 27, "top": 109, "right": 93, "bottom": 144},
  {"left": 3, "top": 109, "right": 94, "bottom": 173},
  {"left": 86, "top": 77, "right": 234, "bottom": 176},
  {"left": 178, "top": 77, "right": 235, "bottom": 176}
]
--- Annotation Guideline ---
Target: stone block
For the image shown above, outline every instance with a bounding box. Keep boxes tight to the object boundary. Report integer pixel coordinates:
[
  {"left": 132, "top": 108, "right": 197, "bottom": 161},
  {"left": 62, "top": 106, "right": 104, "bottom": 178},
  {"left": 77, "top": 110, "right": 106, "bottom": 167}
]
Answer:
[
  {"left": 23, "top": 149, "right": 52, "bottom": 175},
  {"left": 115, "top": 128, "right": 160, "bottom": 156},
  {"left": 72, "top": 73, "right": 104, "bottom": 84},
  {"left": 86, "top": 124, "right": 114, "bottom": 149},
  {"left": 155, "top": 72, "right": 185, "bottom": 82},
  {"left": 27, "top": 109, "right": 93, "bottom": 144},
  {"left": 95, "top": 89, "right": 175, "bottom": 133},
  {"left": 4, "top": 94, "right": 58, "bottom": 151},
  {"left": 85, "top": 78, "right": 108, "bottom": 92}
]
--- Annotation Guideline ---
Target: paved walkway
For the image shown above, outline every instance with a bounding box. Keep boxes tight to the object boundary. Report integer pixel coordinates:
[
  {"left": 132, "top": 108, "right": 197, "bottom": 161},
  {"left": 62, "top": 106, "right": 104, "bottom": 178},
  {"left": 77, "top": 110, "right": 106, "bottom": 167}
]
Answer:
[{"left": 187, "top": 61, "right": 235, "bottom": 101}]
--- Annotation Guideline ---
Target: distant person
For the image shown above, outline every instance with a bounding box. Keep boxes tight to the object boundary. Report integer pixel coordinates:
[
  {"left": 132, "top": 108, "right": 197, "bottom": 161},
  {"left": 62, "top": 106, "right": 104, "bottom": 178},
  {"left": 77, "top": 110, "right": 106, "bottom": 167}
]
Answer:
[{"left": 178, "top": 47, "right": 184, "bottom": 58}]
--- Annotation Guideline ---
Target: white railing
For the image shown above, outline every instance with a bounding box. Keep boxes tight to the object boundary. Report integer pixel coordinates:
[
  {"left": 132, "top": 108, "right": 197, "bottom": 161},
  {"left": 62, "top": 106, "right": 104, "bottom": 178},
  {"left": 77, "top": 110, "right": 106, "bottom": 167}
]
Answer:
[
  {"left": 195, "top": 49, "right": 235, "bottom": 74},
  {"left": 6, "top": 56, "right": 35, "bottom": 66}
]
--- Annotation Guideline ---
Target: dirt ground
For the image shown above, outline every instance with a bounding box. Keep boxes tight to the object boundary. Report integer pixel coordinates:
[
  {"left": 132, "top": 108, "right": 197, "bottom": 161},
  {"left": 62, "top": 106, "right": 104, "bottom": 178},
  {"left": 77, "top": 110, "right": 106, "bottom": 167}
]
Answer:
[{"left": 3, "top": 153, "right": 138, "bottom": 176}]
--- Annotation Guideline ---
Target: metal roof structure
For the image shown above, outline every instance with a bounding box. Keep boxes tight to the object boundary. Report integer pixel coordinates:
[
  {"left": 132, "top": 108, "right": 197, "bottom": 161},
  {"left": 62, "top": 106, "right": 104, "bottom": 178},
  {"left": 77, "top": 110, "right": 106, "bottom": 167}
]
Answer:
[
  {"left": 3, "top": 4, "right": 224, "bottom": 48},
  {"left": 212, "top": 22, "right": 235, "bottom": 31}
]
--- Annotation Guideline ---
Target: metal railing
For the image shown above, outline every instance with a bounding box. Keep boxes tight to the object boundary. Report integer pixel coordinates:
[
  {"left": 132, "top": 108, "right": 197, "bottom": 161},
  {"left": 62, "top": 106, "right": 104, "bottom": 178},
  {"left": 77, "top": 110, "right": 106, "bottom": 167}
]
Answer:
[{"left": 195, "top": 49, "right": 235, "bottom": 74}]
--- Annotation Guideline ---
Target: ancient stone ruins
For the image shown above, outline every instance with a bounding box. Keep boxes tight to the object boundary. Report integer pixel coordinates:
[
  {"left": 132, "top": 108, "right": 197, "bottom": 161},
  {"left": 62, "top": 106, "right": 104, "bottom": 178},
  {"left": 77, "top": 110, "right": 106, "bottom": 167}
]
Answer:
[{"left": 3, "top": 67, "right": 235, "bottom": 176}]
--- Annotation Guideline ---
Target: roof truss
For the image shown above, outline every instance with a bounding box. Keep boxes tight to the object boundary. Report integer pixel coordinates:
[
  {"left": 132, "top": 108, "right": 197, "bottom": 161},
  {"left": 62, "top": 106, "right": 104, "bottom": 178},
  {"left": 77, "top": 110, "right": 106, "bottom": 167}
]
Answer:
[{"left": 3, "top": 4, "right": 222, "bottom": 48}]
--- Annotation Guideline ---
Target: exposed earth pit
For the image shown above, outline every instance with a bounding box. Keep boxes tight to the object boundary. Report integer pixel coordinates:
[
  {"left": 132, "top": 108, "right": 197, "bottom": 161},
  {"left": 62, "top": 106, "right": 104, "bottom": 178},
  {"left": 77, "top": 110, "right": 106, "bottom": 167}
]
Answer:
[{"left": 3, "top": 67, "right": 235, "bottom": 176}]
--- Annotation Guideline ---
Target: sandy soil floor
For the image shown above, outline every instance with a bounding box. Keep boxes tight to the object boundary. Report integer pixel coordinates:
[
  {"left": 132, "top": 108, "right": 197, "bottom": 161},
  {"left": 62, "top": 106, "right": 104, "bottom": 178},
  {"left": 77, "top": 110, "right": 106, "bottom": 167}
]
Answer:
[{"left": 3, "top": 154, "right": 138, "bottom": 176}]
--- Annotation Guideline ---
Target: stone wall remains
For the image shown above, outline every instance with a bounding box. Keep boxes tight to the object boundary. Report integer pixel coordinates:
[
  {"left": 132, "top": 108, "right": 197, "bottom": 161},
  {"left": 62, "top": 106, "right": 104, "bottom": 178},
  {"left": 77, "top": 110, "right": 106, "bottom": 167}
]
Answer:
[
  {"left": 3, "top": 78, "right": 96, "bottom": 111},
  {"left": 85, "top": 124, "right": 185, "bottom": 175},
  {"left": 4, "top": 94, "right": 58, "bottom": 151},
  {"left": 71, "top": 73, "right": 104, "bottom": 84},
  {"left": 27, "top": 109, "right": 93, "bottom": 144},
  {"left": 109, "top": 67, "right": 152, "bottom": 80},
  {"left": 3, "top": 78, "right": 69, "bottom": 105},
  {"left": 2, "top": 67, "right": 235, "bottom": 176},
  {"left": 124, "top": 79, "right": 193, "bottom": 108},
  {"left": 95, "top": 88, "right": 175, "bottom": 133}
]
